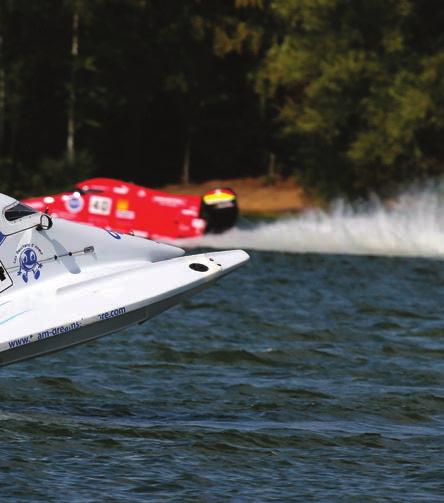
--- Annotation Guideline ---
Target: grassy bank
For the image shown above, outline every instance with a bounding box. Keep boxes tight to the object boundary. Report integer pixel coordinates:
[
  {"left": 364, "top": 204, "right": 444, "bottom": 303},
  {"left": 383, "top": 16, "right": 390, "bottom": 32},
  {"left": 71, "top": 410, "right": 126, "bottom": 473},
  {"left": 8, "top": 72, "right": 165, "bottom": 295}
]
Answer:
[{"left": 163, "top": 177, "right": 315, "bottom": 216}]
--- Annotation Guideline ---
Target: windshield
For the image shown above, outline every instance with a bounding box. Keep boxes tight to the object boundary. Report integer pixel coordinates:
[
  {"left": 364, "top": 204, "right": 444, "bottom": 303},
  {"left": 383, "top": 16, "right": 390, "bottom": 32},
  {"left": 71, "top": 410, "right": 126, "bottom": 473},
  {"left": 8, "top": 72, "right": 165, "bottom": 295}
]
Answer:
[{"left": 5, "top": 202, "right": 38, "bottom": 222}]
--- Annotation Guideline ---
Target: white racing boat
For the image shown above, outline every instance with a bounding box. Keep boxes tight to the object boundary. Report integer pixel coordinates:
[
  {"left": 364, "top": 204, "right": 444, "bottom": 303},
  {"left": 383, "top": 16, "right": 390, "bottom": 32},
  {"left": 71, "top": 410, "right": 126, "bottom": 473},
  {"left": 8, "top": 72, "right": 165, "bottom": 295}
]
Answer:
[{"left": 0, "top": 193, "right": 249, "bottom": 367}]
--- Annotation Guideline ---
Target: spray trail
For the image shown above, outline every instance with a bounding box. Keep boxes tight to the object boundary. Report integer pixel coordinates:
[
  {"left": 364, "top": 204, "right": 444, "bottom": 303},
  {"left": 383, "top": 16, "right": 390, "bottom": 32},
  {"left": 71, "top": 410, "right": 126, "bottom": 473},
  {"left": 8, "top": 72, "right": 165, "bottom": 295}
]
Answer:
[{"left": 179, "top": 188, "right": 444, "bottom": 258}]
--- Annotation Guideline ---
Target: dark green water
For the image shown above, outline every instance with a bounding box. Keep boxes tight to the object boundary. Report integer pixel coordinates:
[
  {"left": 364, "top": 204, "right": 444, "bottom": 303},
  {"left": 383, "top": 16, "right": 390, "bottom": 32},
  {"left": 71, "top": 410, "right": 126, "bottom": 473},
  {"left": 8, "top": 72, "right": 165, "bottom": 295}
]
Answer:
[{"left": 1, "top": 251, "right": 443, "bottom": 501}]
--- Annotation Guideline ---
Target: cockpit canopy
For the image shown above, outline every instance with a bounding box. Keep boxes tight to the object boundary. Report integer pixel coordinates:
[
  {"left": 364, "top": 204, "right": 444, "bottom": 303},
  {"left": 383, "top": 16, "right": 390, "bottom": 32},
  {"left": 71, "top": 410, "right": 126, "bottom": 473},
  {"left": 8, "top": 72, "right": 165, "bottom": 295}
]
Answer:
[
  {"left": 4, "top": 202, "right": 37, "bottom": 222},
  {"left": 0, "top": 194, "right": 42, "bottom": 235}
]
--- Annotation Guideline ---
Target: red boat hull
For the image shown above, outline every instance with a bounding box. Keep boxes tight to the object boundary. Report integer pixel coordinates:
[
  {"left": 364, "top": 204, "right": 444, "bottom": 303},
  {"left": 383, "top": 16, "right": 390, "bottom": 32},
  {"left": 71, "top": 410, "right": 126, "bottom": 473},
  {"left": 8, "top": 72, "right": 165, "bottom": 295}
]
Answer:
[{"left": 23, "top": 178, "right": 238, "bottom": 240}]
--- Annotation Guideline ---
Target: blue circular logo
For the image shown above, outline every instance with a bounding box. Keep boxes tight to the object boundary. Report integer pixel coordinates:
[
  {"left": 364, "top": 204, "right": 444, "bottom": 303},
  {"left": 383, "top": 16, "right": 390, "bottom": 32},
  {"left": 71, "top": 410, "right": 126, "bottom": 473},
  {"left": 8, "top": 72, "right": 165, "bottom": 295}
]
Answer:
[
  {"left": 18, "top": 247, "right": 42, "bottom": 283},
  {"left": 20, "top": 248, "right": 38, "bottom": 271},
  {"left": 66, "top": 194, "right": 84, "bottom": 213}
]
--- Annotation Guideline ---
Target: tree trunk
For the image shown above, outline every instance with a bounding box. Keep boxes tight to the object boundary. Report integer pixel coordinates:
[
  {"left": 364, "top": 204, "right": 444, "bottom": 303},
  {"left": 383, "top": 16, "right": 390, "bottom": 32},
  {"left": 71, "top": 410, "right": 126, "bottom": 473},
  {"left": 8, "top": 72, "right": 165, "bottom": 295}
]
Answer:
[
  {"left": 182, "top": 137, "right": 191, "bottom": 185},
  {"left": 67, "top": 9, "right": 79, "bottom": 164},
  {"left": 0, "top": 34, "right": 5, "bottom": 157},
  {"left": 267, "top": 152, "right": 276, "bottom": 179}
]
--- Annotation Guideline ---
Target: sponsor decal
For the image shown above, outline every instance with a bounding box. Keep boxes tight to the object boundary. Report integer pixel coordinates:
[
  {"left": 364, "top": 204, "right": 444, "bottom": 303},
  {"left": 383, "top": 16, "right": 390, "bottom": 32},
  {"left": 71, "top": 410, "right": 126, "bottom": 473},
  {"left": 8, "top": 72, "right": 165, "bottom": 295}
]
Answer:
[
  {"left": 113, "top": 185, "right": 129, "bottom": 195},
  {"left": 116, "top": 209, "right": 136, "bottom": 220},
  {"left": 14, "top": 244, "right": 43, "bottom": 283},
  {"left": 8, "top": 336, "right": 31, "bottom": 349},
  {"left": 2, "top": 307, "right": 128, "bottom": 353},
  {"left": 181, "top": 208, "right": 199, "bottom": 216},
  {"left": 98, "top": 307, "right": 126, "bottom": 320},
  {"left": 106, "top": 230, "right": 122, "bottom": 240},
  {"left": 89, "top": 195, "right": 112, "bottom": 215},
  {"left": 152, "top": 195, "right": 185, "bottom": 208},
  {"left": 115, "top": 199, "right": 135, "bottom": 219},
  {"left": 117, "top": 199, "right": 129, "bottom": 211},
  {"left": 7, "top": 321, "right": 82, "bottom": 349},
  {"left": 65, "top": 193, "right": 84, "bottom": 213},
  {"left": 37, "top": 322, "right": 81, "bottom": 341}
]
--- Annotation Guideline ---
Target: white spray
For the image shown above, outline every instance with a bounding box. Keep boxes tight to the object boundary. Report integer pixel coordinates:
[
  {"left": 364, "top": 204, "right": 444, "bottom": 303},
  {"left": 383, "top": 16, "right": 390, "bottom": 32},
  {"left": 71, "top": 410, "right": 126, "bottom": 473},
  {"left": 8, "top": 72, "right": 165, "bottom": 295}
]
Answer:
[{"left": 179, "top": 186, "right": 444, "bottom": 258}]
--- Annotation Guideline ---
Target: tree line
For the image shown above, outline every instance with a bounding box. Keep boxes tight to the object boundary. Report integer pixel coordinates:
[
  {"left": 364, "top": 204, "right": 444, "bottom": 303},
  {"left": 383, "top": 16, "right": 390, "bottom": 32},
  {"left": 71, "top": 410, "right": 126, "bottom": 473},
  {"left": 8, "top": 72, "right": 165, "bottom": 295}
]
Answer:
[{"left": 1, "top": 0, "right": 444, "bottom": 199}]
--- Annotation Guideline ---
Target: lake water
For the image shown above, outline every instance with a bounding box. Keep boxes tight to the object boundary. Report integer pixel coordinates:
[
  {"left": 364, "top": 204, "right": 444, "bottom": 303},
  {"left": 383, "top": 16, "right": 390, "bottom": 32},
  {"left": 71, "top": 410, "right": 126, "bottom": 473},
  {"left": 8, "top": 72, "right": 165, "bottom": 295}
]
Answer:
[{"left": 1, "top": 245, "right": 443, "bottom": 501}]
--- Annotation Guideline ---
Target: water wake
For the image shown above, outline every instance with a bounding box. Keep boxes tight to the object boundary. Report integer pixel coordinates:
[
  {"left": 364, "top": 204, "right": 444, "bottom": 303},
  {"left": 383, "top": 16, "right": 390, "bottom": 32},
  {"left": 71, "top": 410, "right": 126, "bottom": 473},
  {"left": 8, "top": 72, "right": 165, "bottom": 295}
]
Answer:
[{"left": 179, "top": 188, "right": 444, "bottom": 257}]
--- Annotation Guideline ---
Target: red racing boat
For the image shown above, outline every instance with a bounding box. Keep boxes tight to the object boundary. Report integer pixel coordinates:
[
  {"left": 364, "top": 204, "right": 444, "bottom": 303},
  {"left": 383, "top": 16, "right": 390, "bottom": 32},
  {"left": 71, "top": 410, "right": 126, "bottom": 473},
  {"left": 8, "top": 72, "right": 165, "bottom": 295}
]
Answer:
[{"left": 23, "top": 178, "right": 238, "bottom": 240}]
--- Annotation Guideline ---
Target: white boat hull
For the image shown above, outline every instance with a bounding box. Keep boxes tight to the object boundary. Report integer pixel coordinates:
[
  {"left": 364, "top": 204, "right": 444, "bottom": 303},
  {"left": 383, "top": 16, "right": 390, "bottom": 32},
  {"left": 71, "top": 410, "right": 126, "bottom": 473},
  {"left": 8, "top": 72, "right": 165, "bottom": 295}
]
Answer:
[
  {"left": 0, "top": 282, "right": 206, "bottom": 367},
  {"left": 0, "top": 193, "right": 249, "bottom": 367}
]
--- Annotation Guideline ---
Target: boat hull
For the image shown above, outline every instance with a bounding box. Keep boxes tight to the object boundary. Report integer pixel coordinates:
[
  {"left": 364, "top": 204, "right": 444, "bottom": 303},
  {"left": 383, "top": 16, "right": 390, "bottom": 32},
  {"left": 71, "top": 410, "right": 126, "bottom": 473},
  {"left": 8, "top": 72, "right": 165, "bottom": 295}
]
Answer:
[
  {"left": 0, "top": 193, "right": 248, "bottom": 368},
  {"left": 23, "top": 177, "right": 238, "bottom": 240},
  {"left": 0, "top": 282, "right": 207, "bottom": 367}
]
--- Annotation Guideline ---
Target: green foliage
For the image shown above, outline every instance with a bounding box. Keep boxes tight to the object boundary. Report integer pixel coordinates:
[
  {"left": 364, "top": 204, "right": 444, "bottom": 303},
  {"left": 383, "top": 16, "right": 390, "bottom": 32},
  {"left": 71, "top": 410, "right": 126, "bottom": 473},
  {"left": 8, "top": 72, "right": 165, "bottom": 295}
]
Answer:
[
  {"left": 0, "top": 151, "right": 95, "bottom": 198},
  {"left": 30, "top": 151, "right": 96, "bottom": 195},
  {"left": 257, "top": 0, "right": 444, "bottom": 196},
  {"left": 1, "top": 0, "right": 444, "bottom": 199},
  {"left": 0, "top": 158, "right": 16, "bottom": 195}
]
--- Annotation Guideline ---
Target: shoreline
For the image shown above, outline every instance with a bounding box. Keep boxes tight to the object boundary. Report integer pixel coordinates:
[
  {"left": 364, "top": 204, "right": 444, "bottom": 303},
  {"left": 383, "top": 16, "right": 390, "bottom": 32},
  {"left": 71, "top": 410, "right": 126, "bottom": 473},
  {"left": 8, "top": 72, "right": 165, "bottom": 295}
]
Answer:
[{"left": 162, "top": 177, "right": 314, "bottom": 216}]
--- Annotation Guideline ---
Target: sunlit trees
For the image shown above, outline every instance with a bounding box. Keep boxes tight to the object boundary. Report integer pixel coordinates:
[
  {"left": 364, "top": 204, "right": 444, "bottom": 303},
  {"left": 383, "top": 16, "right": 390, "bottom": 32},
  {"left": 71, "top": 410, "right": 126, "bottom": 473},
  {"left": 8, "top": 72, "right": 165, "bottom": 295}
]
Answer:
[
  {"left": 1, "top": 0, "right": 444, "bottom": 198},
  {"left": 256, "top": 0, "right": 444, "bottom": 195}
]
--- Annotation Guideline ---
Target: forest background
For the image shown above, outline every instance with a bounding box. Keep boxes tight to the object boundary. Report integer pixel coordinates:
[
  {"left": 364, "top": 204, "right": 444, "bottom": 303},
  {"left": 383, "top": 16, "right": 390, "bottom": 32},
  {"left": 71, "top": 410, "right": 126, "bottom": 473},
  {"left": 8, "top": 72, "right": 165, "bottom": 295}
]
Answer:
[{"left": 1, "top": 0, "right": 444, "bottom": 200}]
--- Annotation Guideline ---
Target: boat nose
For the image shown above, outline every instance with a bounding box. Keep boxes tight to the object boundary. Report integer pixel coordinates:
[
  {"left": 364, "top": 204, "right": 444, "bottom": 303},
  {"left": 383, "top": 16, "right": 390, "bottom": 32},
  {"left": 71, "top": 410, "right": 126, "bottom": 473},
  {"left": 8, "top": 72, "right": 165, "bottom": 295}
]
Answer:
[{"left": 204, "top": 249, "right": 250, "bottom": 273}]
